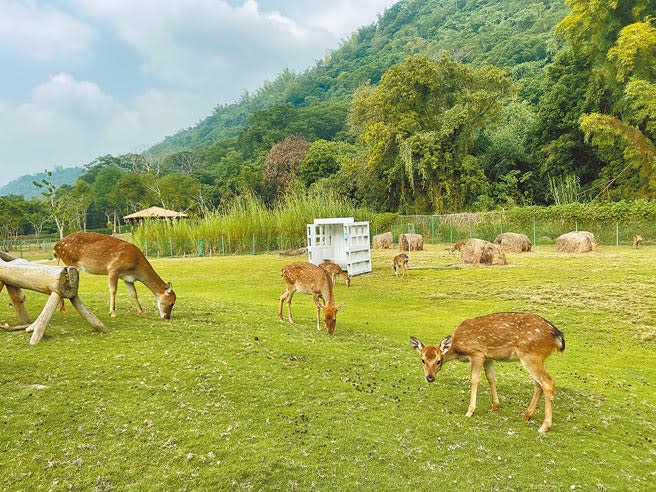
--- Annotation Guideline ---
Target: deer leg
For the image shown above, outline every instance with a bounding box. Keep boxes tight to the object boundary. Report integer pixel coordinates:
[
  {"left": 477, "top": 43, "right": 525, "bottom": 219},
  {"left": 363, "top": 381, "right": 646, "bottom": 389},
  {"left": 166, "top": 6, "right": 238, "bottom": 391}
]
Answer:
[
  {"left": 466, "top": 356, "right": 485, "bottom": 417},
  {"left": 484, "top": 359, "right": 500, "bottom": 411},
  {"left": 523, "top": 358, "right": 555, "bottom": 434},
  {"left": 108, "top": 272, "right": 119, "bottom": 317},
  {"left": 278, "top": 290, "right": 288, "bottom": 322},
  {"left": 286, "top": 290, "right": 296, "bottom": 324},
  {"left": 523, "top": 382, "right": 543, "bottom": 421},
  {"left": 313, "top": 294, "right": 322, "bottom": 331},
  {"left": 123, "top": 280, "right": 144, "bottom": 315}
]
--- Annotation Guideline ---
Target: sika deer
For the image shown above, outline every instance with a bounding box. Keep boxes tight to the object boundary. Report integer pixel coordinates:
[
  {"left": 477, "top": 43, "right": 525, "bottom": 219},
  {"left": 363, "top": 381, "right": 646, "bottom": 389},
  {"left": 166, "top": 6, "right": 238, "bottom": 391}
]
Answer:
[
  {"left": 392, "top": 253, "right": 409, "bottom": 277},
  {"left": 448, "top": 241, "right": 466, "bottom": 253},
  {"left": 410, "top": 312, "right": 565, "bottom": 435},
  {"left": 631, "top": 234, "right": 643, "bottom": 248},
  {"left": 54, "top": 232, "right": 176, "bottom": 319},
  {"left": 279, "top": 262, "right": 344, "bottom": 334},
  {"left": 319, "top": 261, "right": 351, "bottom": 287}
]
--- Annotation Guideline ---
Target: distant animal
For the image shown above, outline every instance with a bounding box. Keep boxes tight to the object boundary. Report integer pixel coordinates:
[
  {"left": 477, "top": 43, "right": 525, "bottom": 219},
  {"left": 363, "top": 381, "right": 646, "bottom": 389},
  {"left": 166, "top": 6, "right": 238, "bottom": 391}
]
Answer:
[
  {"left": 410, "top": 312, "right": 565, "bottom": 435},
  {"left": 279, "top": 262, "right": 344, "bottom": 335},
  {"left": 392, "top": 253, "right": 409, "bottom": 277},
  {"left": 448, "top": 241, "right": 466, "bottom": 253},
  {"left": 54, "top": 232, "right": 176, "bottom": 319},
  {"left": 631, "top": 234, "right": 643, "bottom": 249},
  {"left": 319, "top": 261, "right": 351, "bottom": 287}
]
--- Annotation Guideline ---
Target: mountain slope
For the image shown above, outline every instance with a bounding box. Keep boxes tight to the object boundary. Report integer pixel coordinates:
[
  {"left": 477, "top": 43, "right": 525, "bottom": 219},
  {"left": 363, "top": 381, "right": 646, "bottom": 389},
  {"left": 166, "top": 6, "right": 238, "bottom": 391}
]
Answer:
[
  {"left": 148, "top": 0, "right": 567, "bottom": 157},
  {"left": 0, "top": 167, "right": 83, "bottom": 199}
]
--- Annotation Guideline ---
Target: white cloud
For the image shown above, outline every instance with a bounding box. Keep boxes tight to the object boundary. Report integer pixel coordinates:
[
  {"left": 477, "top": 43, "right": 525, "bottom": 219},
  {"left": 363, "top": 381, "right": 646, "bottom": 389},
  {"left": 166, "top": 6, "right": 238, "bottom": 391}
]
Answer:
[
  {"left": 0, "top": 74, "right": 198, "bottom": 182},
  {"left": 0, "top": 0, "right": 94, "bottom": 60},
  {"left": 71, "top": 0, "right": 335, "bottom": 101}
]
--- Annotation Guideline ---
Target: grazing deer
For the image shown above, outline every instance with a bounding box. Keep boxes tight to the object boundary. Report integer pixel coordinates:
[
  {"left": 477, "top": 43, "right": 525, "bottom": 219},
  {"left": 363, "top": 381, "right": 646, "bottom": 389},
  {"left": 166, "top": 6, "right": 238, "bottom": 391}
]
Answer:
[
  {"left": 448, "top": 241, "right": 465, "bottom": 253},
  {"left": 279, "top": 262, "right": 344, "bottom": 335},
  {"left": 54, "top": 232, "right": 176, "bottom": 319},
  {"left": 392, "top": 253, "right": 409, "bottom": 277},
  {"left": 410, "top": 312, "right": 565, "bottom": 435},
  {"left": 319, "top": 261, "right": 351, "bottom": 287},
  {"left": 630, "top": 234, "right": 643, "bottom": 248}
]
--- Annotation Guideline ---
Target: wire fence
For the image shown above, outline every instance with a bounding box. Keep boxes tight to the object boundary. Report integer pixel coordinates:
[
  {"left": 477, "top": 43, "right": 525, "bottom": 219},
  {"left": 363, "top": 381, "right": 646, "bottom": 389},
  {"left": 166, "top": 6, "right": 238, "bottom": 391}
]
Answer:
[
  {"left": 388, "top": 213, "right": 655, "bottom": 246},
  {"left": 2, "top": 213, "right": 653, "bottom": 260}
]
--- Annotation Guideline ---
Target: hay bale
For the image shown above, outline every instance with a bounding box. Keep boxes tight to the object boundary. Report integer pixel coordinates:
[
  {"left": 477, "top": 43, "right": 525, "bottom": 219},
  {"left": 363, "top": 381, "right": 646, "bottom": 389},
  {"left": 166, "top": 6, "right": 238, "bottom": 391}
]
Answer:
[
  {"left": 399, "top": 233, "right": 424, "bottom": 252},
  {"left": 494, "top": 232, "right": 532, "bottom": 253},
  {"left": 461, "top": 239, "right": 507, "bottom": 266},
  {"left": 279, "top": 246, "right": 308, "bottom": 256},
  {"left": 372, "top": 232, "right": 393, "bottom": 249},
  {"left": 555, "top": 231, "right": 598, "bottom": 253}
]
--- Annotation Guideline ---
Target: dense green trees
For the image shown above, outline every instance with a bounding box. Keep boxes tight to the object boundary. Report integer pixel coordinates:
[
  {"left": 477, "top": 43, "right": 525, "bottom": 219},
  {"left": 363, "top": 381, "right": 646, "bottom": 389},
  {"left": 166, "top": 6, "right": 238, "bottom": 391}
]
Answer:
[{"left": 3, "top": 0, "right": 656, "bottom": 238}]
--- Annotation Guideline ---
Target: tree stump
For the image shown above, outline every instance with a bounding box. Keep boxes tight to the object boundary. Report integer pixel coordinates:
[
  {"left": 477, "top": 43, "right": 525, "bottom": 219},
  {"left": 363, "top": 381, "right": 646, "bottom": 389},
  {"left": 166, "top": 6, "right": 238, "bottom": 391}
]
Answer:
[{"left": 0, "top": 253, "right": 106, "bottom": 345}]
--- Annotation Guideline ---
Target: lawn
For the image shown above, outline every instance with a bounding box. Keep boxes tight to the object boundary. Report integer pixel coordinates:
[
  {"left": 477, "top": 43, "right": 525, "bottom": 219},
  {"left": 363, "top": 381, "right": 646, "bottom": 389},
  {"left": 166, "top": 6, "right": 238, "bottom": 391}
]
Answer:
[{"left": 1, "top": 244, "right": 655, "bottom": 491}]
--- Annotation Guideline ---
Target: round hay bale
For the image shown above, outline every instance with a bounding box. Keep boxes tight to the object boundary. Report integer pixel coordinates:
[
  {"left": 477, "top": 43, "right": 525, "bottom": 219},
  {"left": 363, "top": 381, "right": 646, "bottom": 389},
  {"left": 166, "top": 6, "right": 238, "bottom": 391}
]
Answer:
[
  {"left": 372, "top": 232, "right": 393, "bottom": 249},
  {"left": 461, "top": 239, "right": 507, "bottom": 266},
  {"left": 399, "top": 233, "right": 424, "bottom": 252},
  {"left": 555, "top": 231, "right": 598, "bottom": 253},
  {"left": 494, "top": 232, "right": 532, "bottom": 253}
]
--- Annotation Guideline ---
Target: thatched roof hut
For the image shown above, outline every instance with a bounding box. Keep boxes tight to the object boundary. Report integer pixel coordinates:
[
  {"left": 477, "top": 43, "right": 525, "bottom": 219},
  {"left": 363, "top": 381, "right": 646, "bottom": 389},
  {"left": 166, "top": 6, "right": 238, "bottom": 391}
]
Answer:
[
  {"left": 123, "top": 206, "right": 188, "bottom": 224},
  {"left": 494, "top": 232, "right": 532, "bottom": 253},
  {"left": 555, "top": 231, "right": 598, "bottom": 253},
  {"left": 461, "top": 239, "right": 507, "bottom": 266}
]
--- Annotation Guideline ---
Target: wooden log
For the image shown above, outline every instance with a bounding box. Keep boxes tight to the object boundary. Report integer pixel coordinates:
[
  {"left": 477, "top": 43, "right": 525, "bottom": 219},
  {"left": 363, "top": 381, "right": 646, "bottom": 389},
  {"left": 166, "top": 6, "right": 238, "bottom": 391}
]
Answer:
[
  {"left": 27, "top": 292, "right": 62, "bottom": 345},
  {"left": 6, "top": 284, "right": 30, "bottom": 324},
  {"left": 70, "top": 296, "right": 107, "bottom": 333},
  {"left": 0, "top": 259, "right": 78, "bottom": 298}
]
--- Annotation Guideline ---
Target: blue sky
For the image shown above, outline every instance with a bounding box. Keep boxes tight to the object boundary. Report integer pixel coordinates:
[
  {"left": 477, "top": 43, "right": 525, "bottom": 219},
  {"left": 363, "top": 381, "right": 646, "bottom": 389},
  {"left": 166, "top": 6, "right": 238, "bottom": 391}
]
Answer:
[{"left": 0, "top": 0, "right": 397, "bottom": 187}]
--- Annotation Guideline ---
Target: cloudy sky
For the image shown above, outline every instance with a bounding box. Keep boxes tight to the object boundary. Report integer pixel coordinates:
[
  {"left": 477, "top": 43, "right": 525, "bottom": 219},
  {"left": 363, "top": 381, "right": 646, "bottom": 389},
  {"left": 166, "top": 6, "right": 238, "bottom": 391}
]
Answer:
[{"left": 0, "top": 0, "right": 397, "bottom": 187}]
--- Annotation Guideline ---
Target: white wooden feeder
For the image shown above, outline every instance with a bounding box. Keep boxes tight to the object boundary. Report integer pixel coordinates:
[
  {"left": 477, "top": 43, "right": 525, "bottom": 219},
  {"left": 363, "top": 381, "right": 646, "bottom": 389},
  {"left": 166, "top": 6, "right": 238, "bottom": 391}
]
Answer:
[{"left": 306, "top": 217, "right": 371, "bottom": 276}]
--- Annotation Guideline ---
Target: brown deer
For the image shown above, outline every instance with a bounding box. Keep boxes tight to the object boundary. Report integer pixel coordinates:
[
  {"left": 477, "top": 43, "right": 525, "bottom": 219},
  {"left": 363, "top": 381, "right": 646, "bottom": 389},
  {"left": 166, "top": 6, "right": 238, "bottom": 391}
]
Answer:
[
  {"left": 448, "top": 241, "right": 466, "bottom": 253},
  {"left": 392, "top": 253, "right": 409, "bottom": 277},
  {"left": 319, "top": 261, "right": 351, "bottom": 287},
  {"left": 410, "top": 312, "right": 565, "bottom": 435},
  {"left": 54, "top": 232, "right": 176, "bottom": 319},
  {"left": 279, "top": 262, "right": 344, "bottom": 334},
  {"left": 630, "top": 234, "right": 643, "bottom": 248}
]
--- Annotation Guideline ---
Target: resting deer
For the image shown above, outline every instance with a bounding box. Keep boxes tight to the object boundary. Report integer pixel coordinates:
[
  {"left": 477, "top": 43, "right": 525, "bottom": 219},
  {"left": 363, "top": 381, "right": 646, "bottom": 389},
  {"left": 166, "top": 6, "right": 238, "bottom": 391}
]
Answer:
[
  {"left": 279, "top": 262, "right": 344, "bottom": 335},
  {"left": 319, "top": 261, "right": 351, "bottom": 287},
  {"left": 392, "top": 253, "right": 409, "bottom": 277},
  {"left": 630, "top": 234, "right": 643, "bottom": 248},
  {"left": 410, "top": 312, "right": 565, "bottom": 435},
  {"left": 448, "top": 241, "right": 466, "bottom": 253},
  {"left": 54, "top": 232, "right": 176, "bottom": 319}
]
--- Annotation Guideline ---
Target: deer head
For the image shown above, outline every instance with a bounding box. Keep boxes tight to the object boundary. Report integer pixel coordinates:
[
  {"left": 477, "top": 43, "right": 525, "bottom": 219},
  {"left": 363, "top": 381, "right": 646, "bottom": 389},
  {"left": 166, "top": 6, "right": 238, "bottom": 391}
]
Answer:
[{"left": 410, "top": 335, "right": 452, "bottom": 382}]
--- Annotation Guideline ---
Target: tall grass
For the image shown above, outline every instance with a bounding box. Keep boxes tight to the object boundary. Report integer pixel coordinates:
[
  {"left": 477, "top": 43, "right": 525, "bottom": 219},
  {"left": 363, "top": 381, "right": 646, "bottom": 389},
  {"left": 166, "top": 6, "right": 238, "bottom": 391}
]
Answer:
[{"left": 132, "top": 190, "right": 374, "bottom": 256}]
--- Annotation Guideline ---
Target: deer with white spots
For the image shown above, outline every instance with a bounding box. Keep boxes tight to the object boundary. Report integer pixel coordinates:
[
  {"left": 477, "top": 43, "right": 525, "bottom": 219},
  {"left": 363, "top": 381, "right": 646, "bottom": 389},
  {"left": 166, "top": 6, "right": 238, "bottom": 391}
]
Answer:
[
  {"left": 279, "top": 262, "right": 344, "bottom": 335},
  {"left": 410, "top": 312, "right": 565, "bottom": 435},
  {"left": 54, "top": 232, "right": 176, "bottom": 319},
  {"left": 319, "top": 261, "right": 351, "bottom": 287}
]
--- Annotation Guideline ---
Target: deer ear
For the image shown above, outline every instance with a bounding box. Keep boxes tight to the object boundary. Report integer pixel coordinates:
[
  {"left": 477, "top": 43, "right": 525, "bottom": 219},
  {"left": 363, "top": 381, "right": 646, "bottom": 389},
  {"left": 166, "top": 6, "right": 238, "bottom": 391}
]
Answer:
[
  {"left": 166, "top": 282, "right": 173, "bottom": 293},
  {"left": 409, "top": 336, "right": 424, "bottom": 352},
  {"left": 335, "top": 303, "right": 345, "bottom": 311},
  {"left": 440, "top": 335, "right": 453, "bottom": 354}
]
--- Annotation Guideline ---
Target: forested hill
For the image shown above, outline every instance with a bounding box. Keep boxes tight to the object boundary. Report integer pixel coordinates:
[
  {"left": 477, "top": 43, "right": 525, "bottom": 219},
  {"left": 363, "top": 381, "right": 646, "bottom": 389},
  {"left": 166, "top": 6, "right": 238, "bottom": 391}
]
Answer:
[
  {"left": 0, "top": 167, "right": 83, "bottom": 199},
  {"left": 148, "top": 0, "right": 567, "bottom": 157}
]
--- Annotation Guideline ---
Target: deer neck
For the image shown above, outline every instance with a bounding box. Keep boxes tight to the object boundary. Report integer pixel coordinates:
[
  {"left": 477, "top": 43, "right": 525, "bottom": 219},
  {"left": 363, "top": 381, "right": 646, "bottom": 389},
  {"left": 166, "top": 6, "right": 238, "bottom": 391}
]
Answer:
[{"left": 133, "top": 260, "right": 167, "bottom": 295}]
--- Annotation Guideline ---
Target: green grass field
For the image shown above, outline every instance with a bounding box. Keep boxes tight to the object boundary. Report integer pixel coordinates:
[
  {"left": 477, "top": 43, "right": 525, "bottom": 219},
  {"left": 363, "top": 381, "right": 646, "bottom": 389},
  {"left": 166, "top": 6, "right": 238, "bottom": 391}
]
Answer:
[{"left": 1, "top": 245, "right": 655, "bottom": 491}]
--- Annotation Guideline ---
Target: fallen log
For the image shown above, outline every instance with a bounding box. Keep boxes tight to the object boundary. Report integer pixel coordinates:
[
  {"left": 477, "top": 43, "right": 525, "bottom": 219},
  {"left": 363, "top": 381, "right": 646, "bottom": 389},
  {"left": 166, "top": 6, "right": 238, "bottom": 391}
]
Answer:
[{"left": 0, "top": 253, "right": 106, "bottom": 345}]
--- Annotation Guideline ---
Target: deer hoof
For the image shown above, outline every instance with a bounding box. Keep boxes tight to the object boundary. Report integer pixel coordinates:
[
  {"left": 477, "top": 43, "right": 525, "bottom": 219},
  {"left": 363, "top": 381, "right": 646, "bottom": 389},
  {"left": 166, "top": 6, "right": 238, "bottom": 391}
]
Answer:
[
  {"left": 110, "top": 312, "right": 117, "bottom": 318},
  {"left": 523, "top": 411, "right": 534, "bottom": 421},
  {"left": 492, "top": 402, "right": 500, "bottom": 411}
]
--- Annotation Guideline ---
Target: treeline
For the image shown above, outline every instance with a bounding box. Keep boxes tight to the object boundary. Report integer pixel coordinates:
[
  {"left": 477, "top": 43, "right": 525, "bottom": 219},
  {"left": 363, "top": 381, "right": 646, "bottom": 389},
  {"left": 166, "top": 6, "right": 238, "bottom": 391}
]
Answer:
[{"left": 2, "top": 0, "right": 655, "bottom": 241}]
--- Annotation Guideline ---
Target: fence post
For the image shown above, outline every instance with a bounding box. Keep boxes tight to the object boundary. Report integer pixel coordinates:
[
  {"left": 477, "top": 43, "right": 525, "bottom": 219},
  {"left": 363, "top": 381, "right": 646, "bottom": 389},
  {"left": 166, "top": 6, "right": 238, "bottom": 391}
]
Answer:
[
  {"left": 252, "top": 233, "right": 256, "bottom": 255},
  {"left": 221, "top": 236, "right": 225, "bottom": 256},
  {"left": 431, "top": 215, "right": 435, "bottom": 244},
  {"left": 533, "top": 218, "right": 536, "bottom": 246},
  {"left": 616, "top": 223, "right": 619, "bottom": 246}
]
